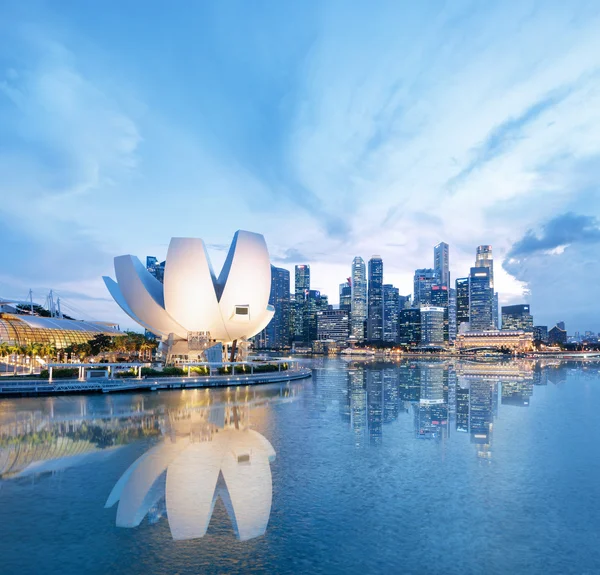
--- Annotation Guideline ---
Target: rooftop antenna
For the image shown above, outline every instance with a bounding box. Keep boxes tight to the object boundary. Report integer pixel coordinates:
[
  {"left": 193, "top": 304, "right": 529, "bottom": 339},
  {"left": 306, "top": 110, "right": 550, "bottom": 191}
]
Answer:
[
  {"left": 57, "top": 297, "right": 63, "bottom": 319},
  {"left": 48, "top": 290, "right": 56, "bottom": 318}
]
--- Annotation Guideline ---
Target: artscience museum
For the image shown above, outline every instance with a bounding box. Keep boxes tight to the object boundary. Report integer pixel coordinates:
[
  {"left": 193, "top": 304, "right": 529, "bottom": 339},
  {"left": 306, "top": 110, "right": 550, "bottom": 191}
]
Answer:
[{"left": 103, "top": 230, "right": 275, "bottom": 362}]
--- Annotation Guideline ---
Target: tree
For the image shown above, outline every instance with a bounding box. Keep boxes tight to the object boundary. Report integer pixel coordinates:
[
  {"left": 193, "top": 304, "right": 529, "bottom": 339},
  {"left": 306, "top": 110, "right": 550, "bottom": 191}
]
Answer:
[
  {"left": 24, "top": 342, "right": 41, "bottom": 374},
  {"left": 89, "top": 334, "right": 114, "bottom": 356}
]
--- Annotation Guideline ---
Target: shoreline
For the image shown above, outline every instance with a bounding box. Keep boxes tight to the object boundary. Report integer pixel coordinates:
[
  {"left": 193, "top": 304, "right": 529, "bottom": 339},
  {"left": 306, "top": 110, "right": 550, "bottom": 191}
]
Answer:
[{"left": 0, "top": 367, "right": 313, "bottom": 397}]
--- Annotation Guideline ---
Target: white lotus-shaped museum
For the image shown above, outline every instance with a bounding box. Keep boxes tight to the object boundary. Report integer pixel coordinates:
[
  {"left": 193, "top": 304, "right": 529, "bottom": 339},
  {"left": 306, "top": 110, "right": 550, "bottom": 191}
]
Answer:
[{"left": 103, "top": 230, "right": 274, "bottom": 344}]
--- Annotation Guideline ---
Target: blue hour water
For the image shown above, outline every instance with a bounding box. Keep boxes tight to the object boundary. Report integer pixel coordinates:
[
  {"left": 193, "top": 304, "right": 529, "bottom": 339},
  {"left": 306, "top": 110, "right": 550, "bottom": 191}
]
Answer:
[{"left": 1, "top": 358, "right": 600, "bottom": 575}]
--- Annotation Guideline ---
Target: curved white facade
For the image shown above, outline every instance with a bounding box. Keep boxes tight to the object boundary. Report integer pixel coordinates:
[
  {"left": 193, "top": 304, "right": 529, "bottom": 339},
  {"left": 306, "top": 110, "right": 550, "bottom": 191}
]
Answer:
[{"left": 103, "top": 230, "right": 274, "bottom": 344}]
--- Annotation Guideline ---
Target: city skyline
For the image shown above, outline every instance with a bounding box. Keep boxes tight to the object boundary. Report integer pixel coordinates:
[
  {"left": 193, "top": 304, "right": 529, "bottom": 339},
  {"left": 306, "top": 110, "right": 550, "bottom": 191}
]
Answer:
[{"left": 1, "top": 2, "right": 600, "bottom": 331}]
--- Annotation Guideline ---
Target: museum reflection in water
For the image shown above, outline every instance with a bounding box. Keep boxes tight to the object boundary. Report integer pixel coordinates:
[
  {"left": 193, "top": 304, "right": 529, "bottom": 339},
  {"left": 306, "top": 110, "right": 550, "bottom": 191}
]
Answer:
[
  {"left": 0, "top": 383, "right": 301, "bottom": 542},
  {"left": 311, "top": 358, "right": 597, "bottom": 457}
]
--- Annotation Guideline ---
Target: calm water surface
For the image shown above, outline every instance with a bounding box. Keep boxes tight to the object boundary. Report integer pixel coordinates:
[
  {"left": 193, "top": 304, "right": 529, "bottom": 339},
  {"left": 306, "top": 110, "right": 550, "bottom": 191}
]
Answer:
[{"left": 1, "top": 358, "right": 600, "bottom": 575}]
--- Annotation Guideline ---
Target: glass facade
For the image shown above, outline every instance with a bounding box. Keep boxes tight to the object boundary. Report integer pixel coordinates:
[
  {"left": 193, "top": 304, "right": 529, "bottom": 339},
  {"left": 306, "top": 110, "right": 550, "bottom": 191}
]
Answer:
[
  {"left": 469, "top": 267, "right": 493, "bottom": 331},
  {"left": 367, "top": 256, "right": 383, "bottom": 342},
  {"left": 0, "top": 314, "right": 120, "bottom": 349},
  {"left": 351, "top": 257, "right": 367, "bottom": 340}
]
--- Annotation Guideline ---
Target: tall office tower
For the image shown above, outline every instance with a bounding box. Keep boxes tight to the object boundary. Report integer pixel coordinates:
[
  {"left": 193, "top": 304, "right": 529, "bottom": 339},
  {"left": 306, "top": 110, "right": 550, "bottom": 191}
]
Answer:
[
  {"left": 294, "top": 265, "right": 310, "bottom": 341},
  {"left": 382, "top": 284, "right": 400, "bottom": 343},
  {"left": 146, "top": 256, "right": 165, "bottom": 283},
  {"left": 475, "top": 245, "right": 494, "bottom": 289},
  {"left": 434, "top": 242, "right": 450, "bottom": 287},
  {"left": 339, "top": 280, "right": 352, "bottom": 312},
  {"left": 469, "top": 267, "right": 494, "bottom": 330},
  {"left": 263, "top": 265, "right": 291, "bottom": 349},
  {"left": 493, "top": 293, "right": 499, "bottom": 329},
  {"left": 430, "top": 284, "right": 449, "bottom": 341},
  {"left": 367, "top": 256, "right": 384, "bottom": 342},
  {"left": 455, "top": 277, "right": 470, "bottom": 332},
  {"left": 317, "top": 309, "right": 350, "bottom": 342},
  {"left": 501, "top": 304, "right": 533, "bottom": 332},
  {"left": 351, "top": 257, "right": 367, "bottom": 339},
  {"left": 398, "top": 308, "right": 422, "bottom": 346},
  {"left": 302, "top": 289, "right": 328, "bottom": 343},
  {"left": 420, "top": 306, "right": 445, "bottom": 346},
  {"left": 557, "top": 321, "right": 566, "bottom": 331},
  {"left": 448, "top": 288, "right": 457, "bottom": 341},
  {"left": 413, "top": 269, "right": 437, "bottom": 307}
]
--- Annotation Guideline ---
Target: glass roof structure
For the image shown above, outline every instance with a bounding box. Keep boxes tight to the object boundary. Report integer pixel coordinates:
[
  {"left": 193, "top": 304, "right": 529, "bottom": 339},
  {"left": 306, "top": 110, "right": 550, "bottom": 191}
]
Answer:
[{"left": 0, "top": 314, "right": 122, "bottom": 349}]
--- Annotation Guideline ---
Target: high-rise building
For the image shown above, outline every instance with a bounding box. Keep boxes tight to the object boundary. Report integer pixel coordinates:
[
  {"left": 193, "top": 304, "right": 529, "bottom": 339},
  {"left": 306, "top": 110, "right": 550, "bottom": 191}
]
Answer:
[
  {"left": 448, "top": 288, "right": 457, "bottom": 341},
  {"left": 383, "top": 284, "right": 399, "bottom": 343},
  {"left": 501, "top": 304, "right": 533, "bottom": 332},
  {"left": 259, "top": 265, "right": 291, "bottom": 349},
  {"left": 475, "top": 245, "right": 494, "bottom": 289},
  {"left": 469, "top": 267, "right": 493, "bottom": 331},
  {"left": 367, "top": 256, "right": 384, "bottom": 342},
  {"left": 339, "top": 280, "right": 352, "bottom": 312},
  {"left": 493, "top": 293, "right": 499, "bottom": 329},
  {"left": 434, "top": 242, "right": 450, "bottom": 287},
  {"left": 413, "top": 269, "right": 437, "bottom": 307},
  {"left": 420, "top": 306, "right": 445, "bottom": 346},
  {"left": 398, "top": 309, "right": 421, "bottom": 346},
  {"left": 557, "top": 321, "right": 566, "bottom": 331},
  {"left": 455, "top": 277, "right": 470, "bottom": 332},
  {"left": 294, "top": 265, "right": 310, "bottom": 341},
  {"left": 533, "top": 325, "right": 548, "bottom": 343},
  {"left": 351, "top": 257, "right": 367, "bottom": 340},
  {"left": 303, "top": 289, "right": 328, "bottom": 343},
  {"left": 430, "top": 284, "right": 449, "bottom": 341},
  {"left": 317, "top": 309, "right": 350, "bottom": 342}
]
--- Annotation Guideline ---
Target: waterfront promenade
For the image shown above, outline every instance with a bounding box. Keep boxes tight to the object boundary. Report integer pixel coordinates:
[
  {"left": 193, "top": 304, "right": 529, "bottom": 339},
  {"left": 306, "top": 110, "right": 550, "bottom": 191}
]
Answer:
[{"left": 0, "top": 361, "right": 312, "bottom": 397}]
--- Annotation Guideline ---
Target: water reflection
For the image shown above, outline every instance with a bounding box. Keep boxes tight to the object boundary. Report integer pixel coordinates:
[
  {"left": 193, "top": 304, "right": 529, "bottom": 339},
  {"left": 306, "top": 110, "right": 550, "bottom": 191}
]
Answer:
[
  {"left": 107, "top": 402, "right": 278, "bottom": 541},
  {"left": 0, "top": 383, "right": 301, "bottom": 542},
  {"left": 313, "top": 358, "right": 600, "bottom": 458}
]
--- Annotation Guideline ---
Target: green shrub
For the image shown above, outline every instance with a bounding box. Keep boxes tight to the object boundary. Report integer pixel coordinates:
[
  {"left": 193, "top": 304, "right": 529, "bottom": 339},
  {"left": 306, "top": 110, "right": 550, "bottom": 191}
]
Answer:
[
  {"left": 218, "top": 366, "right": 232, "bottom": 375},
  {"left": 115, "top": 370, "right": 136, "bottom": 378},
  {"left": 162, "top": 366, "right": 185, "bottom": 377},
  {"left": 189, "top": 366, "right": 209, "bottom": 375}
]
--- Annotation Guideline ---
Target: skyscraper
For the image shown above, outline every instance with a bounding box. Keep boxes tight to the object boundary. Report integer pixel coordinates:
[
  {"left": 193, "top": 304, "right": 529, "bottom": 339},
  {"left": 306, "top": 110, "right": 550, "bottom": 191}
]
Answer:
[
  {"left": 475, "top": 246, "right": 494, "bottom": 288},
  {"left": 367, "top": 256, "right": 384, "bottom": 341},
  {"left": 455, "top": 277, "right": 470, "bottom": 331},
  {"left": 469, "top": 267, "right": 494, "bottom": 330},
  {"left": 351, "top": 257, "right": 367, "bottom": 340},
  {"left": 339, "top": 280, "right": 352, "bottom": 312},
  {"left": 420, "top": 306, "right": 445, "bottom": 346},
  {"left": 448, "top": 288, "right": 457, "bottom": 341},
  {"left": 146, "top": 256, "right": 165, "bottom": 283},
  {"left": 317, "top": 309, "right": 350, "bottom": 342},
  {"left": 413, "top": 269, "right": 437, "bottom": 307},
  {"left": 398, "top": 308, "right": 421, "bottom": 346},
  {"left": 430, "top": 284, "right": 449, "bottom": 341},
  {"left": 265, "top": 265, "right": 291, "bottom": 348},
  {"left": 434, "top": 242, "right": 450, "bottom": 287},
  {"left": 303, "top": 289, "right": 328, "bottom": 343},
  {"left": 294, "top": 265, "right": 310, "bottom": 342},
  {"left": 382, "top": 284, "right": 399, "bottom": 343}
]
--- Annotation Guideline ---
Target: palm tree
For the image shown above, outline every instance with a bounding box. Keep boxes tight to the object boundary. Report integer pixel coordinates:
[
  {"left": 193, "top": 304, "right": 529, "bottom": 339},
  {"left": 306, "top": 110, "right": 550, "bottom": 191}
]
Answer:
[
  {"left": 39, "top": 343, "right": 56, "bottom": 367},
  {"left": 0, "top": 342, "right": 10, "bottom": 366},
  {"left": 24, "top": 342, "right": 41, "bottom": 374}
]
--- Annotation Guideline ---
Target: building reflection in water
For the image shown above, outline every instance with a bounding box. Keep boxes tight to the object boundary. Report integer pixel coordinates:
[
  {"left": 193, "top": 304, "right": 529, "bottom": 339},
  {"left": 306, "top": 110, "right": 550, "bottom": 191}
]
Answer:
[
  {"left": 313, "top": 358, "right": 592, "bottom": 457},
  {"left": 0, "top": 383, "right": 302, "bottom": 542}
]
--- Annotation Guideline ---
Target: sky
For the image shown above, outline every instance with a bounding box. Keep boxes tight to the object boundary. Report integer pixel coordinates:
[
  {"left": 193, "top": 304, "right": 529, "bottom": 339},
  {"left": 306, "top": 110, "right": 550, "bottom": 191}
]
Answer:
[{"left": 1, "top": 0, "right": 600, "bottom": 333}]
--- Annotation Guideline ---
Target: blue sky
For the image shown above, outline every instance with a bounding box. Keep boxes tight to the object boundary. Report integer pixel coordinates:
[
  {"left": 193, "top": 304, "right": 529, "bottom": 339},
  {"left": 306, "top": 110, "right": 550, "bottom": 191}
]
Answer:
[{"left": 1, "top": 0, "right": 600, "bottom": 332}]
